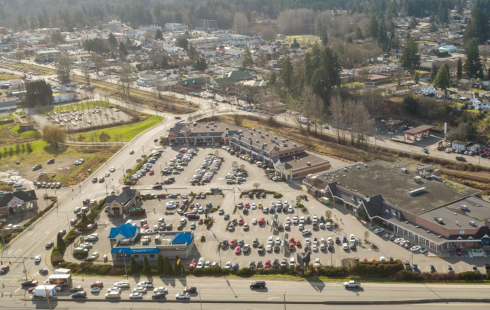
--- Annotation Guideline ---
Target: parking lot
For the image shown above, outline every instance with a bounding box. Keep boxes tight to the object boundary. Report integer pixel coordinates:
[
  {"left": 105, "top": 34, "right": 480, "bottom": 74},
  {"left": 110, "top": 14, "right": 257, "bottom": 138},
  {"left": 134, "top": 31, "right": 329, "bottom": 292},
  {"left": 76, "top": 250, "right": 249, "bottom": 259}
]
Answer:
[{"left": 57, "top": 143, "right": 490, "bottom": 276}]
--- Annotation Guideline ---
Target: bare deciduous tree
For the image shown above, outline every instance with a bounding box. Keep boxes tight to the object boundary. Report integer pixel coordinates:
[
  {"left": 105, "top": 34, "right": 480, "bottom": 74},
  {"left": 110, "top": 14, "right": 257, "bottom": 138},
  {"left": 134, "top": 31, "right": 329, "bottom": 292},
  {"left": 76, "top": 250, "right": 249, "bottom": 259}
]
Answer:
[
  {"left": 326, "top": 210, "right": 332, "bottom": 219},
  {"left": 329, "top": 94, "right": 344, "bottom": 143},
  {"left": 364, "top": 231, "right": 370, "bottom": 241},
  {"left": 55, "top": 53, "right": 72, "bottom": 83},
  {"left": 253, "top": 183, "right": 261, "bottom": 190},
  {"left": 233, "top": 12, "right": 249, "bottom": 35}
]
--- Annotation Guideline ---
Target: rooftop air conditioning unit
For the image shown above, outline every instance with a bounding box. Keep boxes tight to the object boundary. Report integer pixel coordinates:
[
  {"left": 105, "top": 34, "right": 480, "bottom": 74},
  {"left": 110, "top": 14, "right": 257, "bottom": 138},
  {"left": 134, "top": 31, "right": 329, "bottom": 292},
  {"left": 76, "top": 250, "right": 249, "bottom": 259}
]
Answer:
[
  {"left": 293, "top": 143, "right": 296, "bottom": 147},
  {"left": 307, "top": 162, "right": 311, "bottom": 166},
  {"left": 256, "top": 140, "right": 259, "bottom": 143}
]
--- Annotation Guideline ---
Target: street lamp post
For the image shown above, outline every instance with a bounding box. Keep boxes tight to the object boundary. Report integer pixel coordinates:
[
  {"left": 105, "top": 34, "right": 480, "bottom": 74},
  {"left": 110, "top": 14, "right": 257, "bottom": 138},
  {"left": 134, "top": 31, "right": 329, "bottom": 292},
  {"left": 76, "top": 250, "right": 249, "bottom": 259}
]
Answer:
[{"left": 119, "top": 250, "right": 128, "bottom": 279}]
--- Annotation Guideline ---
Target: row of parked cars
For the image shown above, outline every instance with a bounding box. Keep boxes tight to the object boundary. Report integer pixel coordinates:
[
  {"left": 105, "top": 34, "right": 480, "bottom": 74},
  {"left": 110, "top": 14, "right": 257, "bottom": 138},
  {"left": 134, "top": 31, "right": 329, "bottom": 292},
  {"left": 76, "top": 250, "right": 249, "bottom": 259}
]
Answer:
[
  {"left": 130, "top": 152, "right": 163, "bottom": 181},
  {"left": 190, "top": 154, "right": 220, "bottom": 183}
]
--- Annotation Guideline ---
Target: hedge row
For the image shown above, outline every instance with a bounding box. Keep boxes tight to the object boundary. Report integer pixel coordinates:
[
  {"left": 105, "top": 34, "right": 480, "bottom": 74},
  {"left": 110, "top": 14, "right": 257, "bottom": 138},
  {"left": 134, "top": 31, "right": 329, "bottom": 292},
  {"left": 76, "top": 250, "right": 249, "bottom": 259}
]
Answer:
[
  {"left": 393, "top": 270, "right": 490, "bottom": 282},
  {"left": 59, "top": 261, "right": 112, "bottom": 275},
  {"left": 354, "top": 261, "right": 404, "bottom": 275}
]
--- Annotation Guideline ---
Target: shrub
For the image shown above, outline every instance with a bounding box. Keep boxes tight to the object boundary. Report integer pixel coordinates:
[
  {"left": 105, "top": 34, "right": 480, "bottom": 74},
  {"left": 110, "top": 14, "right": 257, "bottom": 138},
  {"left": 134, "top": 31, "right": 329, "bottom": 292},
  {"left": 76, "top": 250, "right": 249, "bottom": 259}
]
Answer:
[
  {"left": 317, "top": 266, "right": 347, "bottom": 277},
  {"left": 235, "top": 267, "right": 255, "bottom": 277},
  {"left": 459, "top": 271, "right": 483, "bottom": 281},
  {"left": 73, "top": 251, "right": 88, "bottom": 260},
  {"left": 273, "top": 192, "right": 283, "bottom": 198},
  {"left": 50, "top": 247, "right": 65, "bottom": 266}
]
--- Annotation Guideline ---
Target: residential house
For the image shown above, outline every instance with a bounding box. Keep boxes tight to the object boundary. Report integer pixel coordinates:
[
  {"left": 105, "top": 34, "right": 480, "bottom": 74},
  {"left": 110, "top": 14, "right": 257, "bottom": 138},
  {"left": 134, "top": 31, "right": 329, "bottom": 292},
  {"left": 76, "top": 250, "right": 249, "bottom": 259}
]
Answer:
[{"left": 414, "top": 85, "right": 437, "bottom": 96}]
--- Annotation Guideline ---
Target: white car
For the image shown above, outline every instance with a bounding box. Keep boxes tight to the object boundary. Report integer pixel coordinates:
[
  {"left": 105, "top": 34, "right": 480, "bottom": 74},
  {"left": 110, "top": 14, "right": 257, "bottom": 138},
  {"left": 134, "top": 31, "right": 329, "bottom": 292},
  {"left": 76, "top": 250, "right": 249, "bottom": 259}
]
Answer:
[
  {"left": 133, "top": 287, "right": 147, "bottom": 293},
  {"left": 196, "top": 261, "right": 204, "bottom": 269},
  {"left": 91, "top": 287, "right": 101, "bottom": 293},
  {"left": 252, "top": 218, "right": 257, "bottom": 225},
  {"left": 275, "top": 237, "right": 281, "bottom": 245},
  {"left": 292, "top": 216, "right": 298, "bottom": 224},
  {"left": 224, "top": 261, "right": 232, "bottom": 269},
  {"left": 305, "top": 238, "right": 311, "bottom": 246},
  {"left": 312, "top": 244, "right": 318, "bottom": 251},
  {"left": 153, "top": 287, "right": 168, "bottom": 293},
  {"left": 314, "top": 258, "right": 321, "bottom": 267},
  {"left": 410, "top": 246, "right": 421, "bottom": 252},
  {"left": 90, "top": 252, "right": 99, "bottom": 259},
  {"left": 110, "top": 166, "right": 115, "bottom": 172},
  {"left": 267, "top": 245, "right": 272, "bottom": 252},
  {"left": 107, "top": 287, "right": 121, "bottom": 293},
  {"left": 374, "top": 228, "right": 385, "bottom": 234},
  {"left": 380, "top": 256, "right": 386, "bottom": 261},
  {"left": 176, "top": 292, "right": 190, "bottom": 299},
  {"left": 34, "top": 255, "right": 41, "bottom": 263},
  {"left": 129, "top": 292, "right": 143, "bottom": 299},
  {"left": 204, "top": 261, "right": 211, "bottom": 268},
  {"left": 268, "top": 236, "right": 273, "bottom": 245},
  {"left": 419, "top": 248, "right": 428, "bottom": 254}
]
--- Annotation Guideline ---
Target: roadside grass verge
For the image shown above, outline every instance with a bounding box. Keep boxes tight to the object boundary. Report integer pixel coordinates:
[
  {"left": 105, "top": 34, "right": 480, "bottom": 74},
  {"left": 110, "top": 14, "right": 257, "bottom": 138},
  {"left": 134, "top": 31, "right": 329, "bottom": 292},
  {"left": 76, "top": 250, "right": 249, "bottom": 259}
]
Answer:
[
  {"left": 0, "top": 73, "right": 19, "bottom": 80},
  {"left": 10, "top": 125, "right": 40, "bottom": 139},
  {"left": 78, "top": 115, "right": 162, "bottom": 142}
]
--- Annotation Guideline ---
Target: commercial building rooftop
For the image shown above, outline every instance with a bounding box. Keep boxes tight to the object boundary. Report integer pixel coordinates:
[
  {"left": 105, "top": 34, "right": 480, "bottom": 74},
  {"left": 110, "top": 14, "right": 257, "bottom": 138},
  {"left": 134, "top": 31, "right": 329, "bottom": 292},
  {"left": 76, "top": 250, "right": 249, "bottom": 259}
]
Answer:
[{"left": 318, "top": 160, "right": 480, "bottom": 215}]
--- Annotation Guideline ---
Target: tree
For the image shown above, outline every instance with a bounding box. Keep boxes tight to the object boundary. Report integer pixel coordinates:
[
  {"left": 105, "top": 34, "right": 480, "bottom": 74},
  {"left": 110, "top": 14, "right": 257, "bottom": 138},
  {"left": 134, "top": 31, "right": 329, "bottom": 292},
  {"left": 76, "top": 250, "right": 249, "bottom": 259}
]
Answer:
[
  {"left": 157, "top": 255, "right": 164, "bottom": 273},
  {"left": 429, "top": 14, "right": 438, "bottom": 32},
  {"left": 402, "top": 95, "right": 418, "bottom": 114},
  {"left": 367, "top": 14, "right": 378, "bottom": 38},
  {"left": 242, "top": 48, "right": 254, "bottom": 68},
  {"left": 99, "top": 132, "right": 111, "bottom": 143},
  {"left": 173, "top": 255, "right": 181, "bottom": 275},
  {"left": 51, "top": 32, "right": 65, "bottom": 45},
  {"left": 253, "top": 182, "right": 260, "bottom": 190},
  {"left": 325, "top": 210, "right": 332, "bottom": 219},
  {"left": 57, "top": 233, "right": 66, "bottom": 251},
  {"left": 90, "top": 52, "right": 106, "bottom": 72},
  {"left": 118, "top": 42, "right": 128, "bottom": 60},
  {"left": 261, "top": 27, "right": 277, "bottom": 42},
  {"left": 14, "top": 50, "right": 24, "bottom": 62},
  {"left": 25, "top": 80, "right": 53, "bottom": 107},
  {"left": 130, "top": 256, "right": 139, "bottom": 273},
  {"left": 433, "top": 64, "right": 451, "bottom": 97},
  {"left": 176, "top": 36, "right": 188, "bottom": 49},
  {"left": 437, "top": 0, "right": 449, "bottom": 25},
  {"left": 464, "top": 39, "right": 481, "bottom": 78},
  {"left": 457, "top": 57, "right": 463, "bottom": 80},
  {"left": 356, "top": 27, "right": 364, "bottom": 40},
  {"left": 76, "top": 134, "right": 85, "bottom": 142},
  {"left": 163, "top": 256, "right": 173, "bottom": 274},
  {"left": 329, "top": 94, "right": 344, "bottom": 143},
  {"left": 413, "top": 71, "right": 420, "bottom": 84},
  {"left": 196, "top": 58, "right": 208, "bottom": 70},
  {"left": 377, "top": 16, "right": 388, "bottom": 48},
  {"left": 187, "top": 43, "right": 198, "bottom": 64},
  {"left": 155, "top": 29, "right": 163, "bottom": 40},
  {"left": 55, "top": 53, "right": 72, "bottom": 83},
  {"left": 431, "top": 63, "right": 438, "bottom": 80},
  {"left": 119, "top": 62, "right": 132, "bottom": 98},
  {"left": 143, "top": 256, "right": 151, "bottom": 273},
  {"left": 233, "top": 12, "right": 248, "bottom": 34},
  {"left": 409, "top": 16, "right": 418, "bottom": 29},
  {"left": 291, "top": 38, "right": 300, "bottom": 48},
  {"left": 321, "top": 32, "right": 328, "bottom": 46},
  {"left": 108, "top": 33, "right": 118, "bottom": 51},
  {"left": 364, "top": 231, "right": 370, "bottom": 241},
  {"left": 42, "top": 125, "right": 66, "bottom": 150},
  {"left": 400, "top": 37, "right": 420, "bottom": 74},
  {"left": 280, "top": 56, "right": 293, "bottom": 90}
]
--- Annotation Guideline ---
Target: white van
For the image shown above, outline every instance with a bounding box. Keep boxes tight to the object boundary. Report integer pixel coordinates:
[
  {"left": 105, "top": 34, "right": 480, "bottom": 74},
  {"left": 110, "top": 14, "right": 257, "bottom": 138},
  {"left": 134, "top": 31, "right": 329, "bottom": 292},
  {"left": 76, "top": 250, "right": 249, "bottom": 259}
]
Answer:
[
  {"left": 155, "top": 235, "right": 161, "bottom": 243},
  {"left": 326, "top": 222, "right": 331, "bottom": 230}
]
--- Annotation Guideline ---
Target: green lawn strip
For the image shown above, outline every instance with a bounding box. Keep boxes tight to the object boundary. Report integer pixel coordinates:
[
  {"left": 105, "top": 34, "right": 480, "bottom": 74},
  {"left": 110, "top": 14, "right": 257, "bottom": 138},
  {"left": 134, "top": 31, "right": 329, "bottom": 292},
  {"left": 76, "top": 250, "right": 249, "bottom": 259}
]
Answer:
[
  {"left": 79, "top": 115, "right": 162, "bottom": 142},
  {"left": 0, "top": 73, "right": 19, "bottom": 80},
  {"left": 10, "top": 125, "right": 40, "bottom": 139},
  {"left": 1, "top": 140, "right": 80, "bottom": 166}
]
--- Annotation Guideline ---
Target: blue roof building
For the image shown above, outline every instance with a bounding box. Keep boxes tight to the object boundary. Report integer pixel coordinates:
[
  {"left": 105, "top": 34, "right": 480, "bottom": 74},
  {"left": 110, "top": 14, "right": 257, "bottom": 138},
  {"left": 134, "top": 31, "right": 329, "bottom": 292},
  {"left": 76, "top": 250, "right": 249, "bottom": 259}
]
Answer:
[
  {"left": 171, "top": 233, "right": 194, "bottom": 245},
  {"left": 108, "top": 223, "right": 140, "bottom": 248}
]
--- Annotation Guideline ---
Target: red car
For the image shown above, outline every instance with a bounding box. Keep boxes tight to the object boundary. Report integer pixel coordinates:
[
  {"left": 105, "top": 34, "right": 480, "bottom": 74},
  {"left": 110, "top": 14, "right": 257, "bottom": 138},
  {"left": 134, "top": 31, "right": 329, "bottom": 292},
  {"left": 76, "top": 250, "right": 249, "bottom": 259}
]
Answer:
[
  {"left": 244, "top": 203, "right": 250, "bottom": 208},
  {"left": 189, "top": 262, "right": 197, "bottom": 270},
  {"left": 157, "top": 194, "right": 166, "bottom": 198},
  {"left": 296, "top": 240, "right": 301, "bottom": 247},
  {"left": 230, "top": 239, "right": 236, "bottom": 246},
  {"left": 264, "top": 260, "right": 271, "bottom": 268},
  {"left": 289, "top": 245, "right": 295, "bottom": 251},
  {"left": 28, "top": 286, "right": 37, "bottom": 293},
  {"left": 235, "top": 246, "right": 241, "bottom": 254},
  {"left": 289, "top": 237, "right": 295, "bottom": 242},
  {"left": 142, "top": 224, "right": 148, "bottom": 229},
  {"left": 238, "top": 219, "right": 244, "bottom": 225},
  {"left": 90, "top": 281, "right": 103, "bottom": 288},
  {"left": 456, "top": 248, "right": 462, "bottom": 256},
  {"left": 149, "top": 170, "right": 154, "bottom": 175}
]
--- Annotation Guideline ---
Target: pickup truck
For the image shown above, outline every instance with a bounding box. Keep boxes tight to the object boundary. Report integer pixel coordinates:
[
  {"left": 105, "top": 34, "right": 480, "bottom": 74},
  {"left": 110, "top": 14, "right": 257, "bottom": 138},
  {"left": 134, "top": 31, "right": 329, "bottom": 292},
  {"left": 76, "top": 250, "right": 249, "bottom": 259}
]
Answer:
[{"left": 343, "top": 281, "right": 361, "bottom": 288}]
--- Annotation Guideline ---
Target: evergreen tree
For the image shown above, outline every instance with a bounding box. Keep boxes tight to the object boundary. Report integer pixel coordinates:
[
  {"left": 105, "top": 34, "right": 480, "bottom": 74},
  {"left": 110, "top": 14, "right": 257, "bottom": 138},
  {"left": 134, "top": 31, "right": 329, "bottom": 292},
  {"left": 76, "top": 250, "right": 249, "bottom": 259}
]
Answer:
[
  {"left": 437, "top": 0, "right": 449, "bottom": 25},
  {"left": 402, "top": 95, "right": 418, "bottom": 114},
  {"left": 157, "top": 255, "right": 164, "bottom": 273},
  {"left": 409, "top": 16, "right": 418, "bottom": 29},
  {"left": 377, "top": 16, "right": 388, "bottom": 47},
  {"left": 429, "top": 14, "right": 438, "bottom": 32},
  {"left": 242, "top": 48, "right": 254, "bottom": 68},
  {"left": 143, "top": 256, "right": 151, "bottom": 273},
  {"left": 291, "top": 38, "right": 301, "bottom": 48},
  {"left": 431, "top": 63, "right": 438, "bottom": 80},
  {"left": 155, "top": 29, "right": 163, "bottom": 40},
  {"left": 269, "top": 71, "right": 277, "bottom": 85},
  {"left": 57, "top": 233, "right": 66, "bottom": 251},
  {"left": 464, "top": 39, "right": 481, "bottom": 78},
  {"left": 433, "top": 64, "right": 451, "bottom": 97},
  {"left": 280, "top": 56, "right": 293, "bottom": 90},
  {"left": 413, "top": 71, "right": 420, "bottom": 84},
  {"left": 130, "top": 256, "right": 139, "bottom": 273},
  {"left": 457, "top": 58, "right": 463, "bottom": 80},
  {"left": 400, "top": 37, "right": 420, "bottom": 73},
  {"left": 108, "top": 32, "right": 117, "bottom": 51},
  {"left": 356, "top": 27, "right": 364, "bottom": 40},
  {"left": 163, "top": 257, "right": 173, "bottom": 274},
  {"left": 187, "top": 43, "right": 197, "bottom": 63},
  {"left": 321, "top": 33, "right": 328, "bottom": 46},
  {"left": 368, "top": 14, "right": 379, "bottom": 38}
]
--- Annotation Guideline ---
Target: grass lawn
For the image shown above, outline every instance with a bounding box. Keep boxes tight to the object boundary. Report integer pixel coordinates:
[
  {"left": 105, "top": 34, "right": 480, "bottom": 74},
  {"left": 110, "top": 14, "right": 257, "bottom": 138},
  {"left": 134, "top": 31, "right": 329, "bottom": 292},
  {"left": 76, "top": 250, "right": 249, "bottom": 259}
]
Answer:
[
  {"left": 7, "top": 62, "right": 56, "bottom": 75},
  {"left": 0, "top": 73, "right": 19, "bottom": 80},
  {"left": 79, "top": 115, "right": 162, "bottom": 142},
  {"left": 1, "top": 140, "right": 61, "bottom": 166},
  {"left": 10, "top": 125, "right": 40, "bottom": 139}
]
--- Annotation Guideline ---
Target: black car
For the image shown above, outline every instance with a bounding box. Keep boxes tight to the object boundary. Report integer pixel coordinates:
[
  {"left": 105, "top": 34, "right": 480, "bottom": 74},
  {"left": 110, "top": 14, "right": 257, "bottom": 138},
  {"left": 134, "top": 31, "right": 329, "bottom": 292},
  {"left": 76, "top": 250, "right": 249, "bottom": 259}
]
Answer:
[
  {"left": 21, "top": 280, "right": 38, "bottom": 287},
  {"left": 456, "top": 156, "right": 466, "bottom": 162},
  {"left": 83, "top": 199, "right": 90, "bottom": 205},
  {"left": 39, "top": 268, "right": 48, "bottom": 274},
  {"left": 152, "top": 293, "right": 166, "bottom": 299},
  {"left": 183, "top": 286, "right": 197, "bottom": 293},
  {"left": 71, "top": 291, "right": 87, "bottom": 298},
  {"left": 154, "top": 139, "right": 158, "bottom": 142},
  {"left": 152, "top": 184, "right": 163, "bottom": 189},
  {"left": 0, "top": 265, "right": 9, "bottom": 274}
]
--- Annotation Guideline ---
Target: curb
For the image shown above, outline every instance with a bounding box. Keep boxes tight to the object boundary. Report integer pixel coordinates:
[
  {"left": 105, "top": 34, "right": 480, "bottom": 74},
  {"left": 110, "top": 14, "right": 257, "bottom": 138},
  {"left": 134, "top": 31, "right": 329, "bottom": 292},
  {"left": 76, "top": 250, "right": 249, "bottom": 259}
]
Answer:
[{"left": 28, "top": 297, "right": 490, "bottom": 305}]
